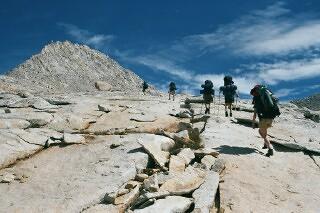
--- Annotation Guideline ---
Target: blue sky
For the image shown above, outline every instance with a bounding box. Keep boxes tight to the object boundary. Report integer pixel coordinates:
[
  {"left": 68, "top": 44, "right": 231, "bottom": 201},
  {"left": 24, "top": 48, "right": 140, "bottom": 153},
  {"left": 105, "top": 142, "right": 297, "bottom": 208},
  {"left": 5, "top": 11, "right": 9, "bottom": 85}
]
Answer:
[{"left": 1, "top": 0, "right": 320, "bottom": 99}]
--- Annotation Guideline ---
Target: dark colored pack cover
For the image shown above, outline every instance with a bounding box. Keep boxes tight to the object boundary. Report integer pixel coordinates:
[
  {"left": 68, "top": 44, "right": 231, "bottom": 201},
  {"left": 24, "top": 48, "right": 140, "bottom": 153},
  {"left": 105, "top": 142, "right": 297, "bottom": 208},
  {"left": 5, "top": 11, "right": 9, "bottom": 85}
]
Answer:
[
  {"left": 258, "top": 85, "right": 281, "bottom": 118},
  {"left": 220, "top": 85, "right": 237, "bottom": 98}
]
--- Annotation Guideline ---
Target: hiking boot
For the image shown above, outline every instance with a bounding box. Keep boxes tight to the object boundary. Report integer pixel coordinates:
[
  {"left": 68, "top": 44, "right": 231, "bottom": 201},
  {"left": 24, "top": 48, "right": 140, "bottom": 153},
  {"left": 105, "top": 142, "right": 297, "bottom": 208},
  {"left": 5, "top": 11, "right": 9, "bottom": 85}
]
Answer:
[
  {"left": 262, "top": 144, "right": 268, "bottom": 149},
  {"left": 266, "top": 149, "right": 274, "bottom": 157},
  {"left": 205, "top": 108, "right": 209, "bottom": 114},
  {"left": 230, "top": 112, "right": 232, "bottom": 117},
  {"left": 225, "top": 111, "right": 228, "bottom": 117}
]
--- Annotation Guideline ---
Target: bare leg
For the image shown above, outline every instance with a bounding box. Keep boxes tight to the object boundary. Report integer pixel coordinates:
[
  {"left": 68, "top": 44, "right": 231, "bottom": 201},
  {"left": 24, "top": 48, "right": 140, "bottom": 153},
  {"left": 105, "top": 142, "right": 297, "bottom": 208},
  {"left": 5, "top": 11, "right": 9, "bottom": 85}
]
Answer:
[
  {"left": 258, "top": 128, "right": 273, "bottom": 149},
  {"left": 225, "top": 104, "right": 228, "bottom": 116}
]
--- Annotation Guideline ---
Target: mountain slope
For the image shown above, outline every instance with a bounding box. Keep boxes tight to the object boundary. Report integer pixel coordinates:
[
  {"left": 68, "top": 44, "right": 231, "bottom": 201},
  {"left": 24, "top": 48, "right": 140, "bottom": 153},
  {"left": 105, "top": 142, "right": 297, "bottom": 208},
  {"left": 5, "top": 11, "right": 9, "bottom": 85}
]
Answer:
[
  {"left": 291, "top": 93, "right": 320, "bottom": 111},
  {"left": 4, "top": 41, "right": 152, "bottom": 94}
]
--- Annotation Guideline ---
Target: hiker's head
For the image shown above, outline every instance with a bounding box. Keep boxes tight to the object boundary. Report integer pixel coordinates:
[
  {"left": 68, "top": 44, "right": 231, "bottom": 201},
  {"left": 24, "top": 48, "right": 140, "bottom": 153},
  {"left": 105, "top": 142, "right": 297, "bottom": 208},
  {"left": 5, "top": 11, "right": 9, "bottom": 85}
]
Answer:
[
  {"left": 201, "top": 80, "right": 213, "bottom": 89},
  {"left": 250, "top": 85, "right": 260, "bottom": 96},
  {"left": 224, "top": 76, "right": 234, "bottom": 86}
]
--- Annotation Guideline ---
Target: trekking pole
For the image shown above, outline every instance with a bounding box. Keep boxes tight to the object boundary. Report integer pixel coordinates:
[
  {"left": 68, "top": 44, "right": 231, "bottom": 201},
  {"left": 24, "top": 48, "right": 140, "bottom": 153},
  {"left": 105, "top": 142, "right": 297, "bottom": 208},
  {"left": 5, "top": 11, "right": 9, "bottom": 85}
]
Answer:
[
  {"left": 218, "top": 94, "right": 220, "bottom": 116},
  {"left": 214, "top": 96, "right": 216, "bottom": 115},
  {"left": 236, "top": 93, "right": 239, "bottom": 110}
]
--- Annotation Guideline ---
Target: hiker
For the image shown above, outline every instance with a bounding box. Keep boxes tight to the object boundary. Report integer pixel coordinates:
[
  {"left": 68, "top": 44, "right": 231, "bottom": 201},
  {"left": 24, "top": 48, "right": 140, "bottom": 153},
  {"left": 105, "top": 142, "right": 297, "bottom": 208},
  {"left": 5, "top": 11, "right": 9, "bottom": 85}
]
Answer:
[
  {"left": 200, "top": 80, "right": 215, "bottom": 114},
  {"left": 142, "top": 81, "right": 148, "bottom": 94},
  {"left": 219, "top": 76, "right": 238, "bottom": 117},
  {"left": 168, "top": 82, "right": 177, "bottom": 101},
  {"left": 250, "top": 85, "right": 281, "bottom": 157}
]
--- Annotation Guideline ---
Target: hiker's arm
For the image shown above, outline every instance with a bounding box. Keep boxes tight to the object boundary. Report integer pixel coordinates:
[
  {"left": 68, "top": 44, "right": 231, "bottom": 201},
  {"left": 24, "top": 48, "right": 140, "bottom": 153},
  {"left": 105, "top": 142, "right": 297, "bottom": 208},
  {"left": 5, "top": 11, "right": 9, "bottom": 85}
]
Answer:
[{"left": 252, "top": 109, "right": 257, "bottom": 128}]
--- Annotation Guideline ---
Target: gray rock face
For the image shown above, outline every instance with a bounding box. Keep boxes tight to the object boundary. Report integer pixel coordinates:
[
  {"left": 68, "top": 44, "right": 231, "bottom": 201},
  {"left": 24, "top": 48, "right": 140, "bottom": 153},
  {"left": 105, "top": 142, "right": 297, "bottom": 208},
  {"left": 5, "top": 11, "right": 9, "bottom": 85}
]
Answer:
[
  {"left": 4, "top": 41, "right": 158, "bottom": 95},
  {"left": 0, "top": 129, "right": 43, "bottom": 169},
  {"left": 303, "top": 109, "right": 320, "bottom": 123},
  {"left": 134, "top": 196, "right": 193, "bottom": 213},
  {"left": 0, "top": 135, "right": 142, "bottom": 212},
  {"left": 0, "top": 119, "right": 30, "bottom": 129},
  {"left": 291, "top": 93, "right": 320, "bottom": 111},
  {"left": 192, "top": 171, "right": 219, "bottom": 212}
]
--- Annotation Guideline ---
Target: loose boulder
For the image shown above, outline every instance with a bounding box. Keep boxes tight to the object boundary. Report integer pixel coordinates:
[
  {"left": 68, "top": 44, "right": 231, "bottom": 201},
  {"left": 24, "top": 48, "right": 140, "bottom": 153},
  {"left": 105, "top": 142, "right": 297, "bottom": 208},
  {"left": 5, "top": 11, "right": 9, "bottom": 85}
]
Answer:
[
  {"left": 160, "top": 166, "right": 206, "bottom": 195},
  {"left": 137, "top": 134, "right": 175, "bottom": 170},
  {"left": 95, "top": 81, "right": 112, "bottom": 91}
]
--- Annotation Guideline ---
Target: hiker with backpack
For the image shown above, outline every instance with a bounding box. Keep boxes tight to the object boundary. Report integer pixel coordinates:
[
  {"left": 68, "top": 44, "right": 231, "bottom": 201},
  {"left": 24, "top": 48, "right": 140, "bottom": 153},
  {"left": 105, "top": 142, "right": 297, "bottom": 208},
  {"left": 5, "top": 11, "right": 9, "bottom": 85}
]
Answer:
[
  {"left": 142, "top": 81, "right": 149, "bottom": 94},
  {"left": 200, "top": 80, "right": 215, "bottom": 114},
  {"left": 168, "top": 82, "right": 177, "bottom": 101},
  {"left": 219, "top": 76, "right": 238, "bottom": 117},
  {"left": 250, "top": 85, "right": 281, "bottom": 157}
]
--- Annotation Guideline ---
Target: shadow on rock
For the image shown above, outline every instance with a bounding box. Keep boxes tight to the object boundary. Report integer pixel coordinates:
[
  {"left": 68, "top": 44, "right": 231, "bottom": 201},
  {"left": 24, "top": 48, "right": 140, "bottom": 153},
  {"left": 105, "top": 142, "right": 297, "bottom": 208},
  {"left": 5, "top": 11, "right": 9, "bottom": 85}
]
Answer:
[
  {"left": 271, "top": 143, "right": 301, "bottom": 153},
  {"left": 214, "top": 145, "right": 262, "bottom": 155},
  {"left": 127, "top": 147, "right": 146, "bottom": 154}
]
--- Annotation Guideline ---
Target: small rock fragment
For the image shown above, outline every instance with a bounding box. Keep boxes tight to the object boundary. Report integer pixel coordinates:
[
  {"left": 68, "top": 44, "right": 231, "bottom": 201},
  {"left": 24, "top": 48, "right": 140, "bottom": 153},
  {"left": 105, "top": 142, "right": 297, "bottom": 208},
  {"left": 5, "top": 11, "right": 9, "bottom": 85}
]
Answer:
[
  {"left": 169, "top": 155, "right": 185, "bottom": 175},
  {"left": 126, "top": 181, "right": 141, "bottom": 190},
  {"left": 201, "top": 155, "right": 216, "bottom": 170},
  {"left": 114, "top": 185, "right": 141, "bottom": 209},
  {"left": 0, "top": 172, "right": 15, "bottom": 183},
  {"left": 135, "top": 173, "right": 149, "bottom": 182},
  {"left": 143, "top": 174, "right": 159, "bottom": 192},
  {"left": 210, "top": 158, "right": 226, "bottom": 174},
  {"left": 110, "top": 141, "right": 123, "bottom": 149},
  {"left": 133, "top": 191, "right": 170, "bottom": 208},
  {"left": 177, "top": 148, "right": 195, "bottom": 165},
  {"left": 194, "top": 149, "right": 219, "bottom": 158},
  {"left": 98, "top": 104, "right": 112, "bottom": 113},
  {"left": 63, "top": 133, "right": 85, "bottom": 144}
]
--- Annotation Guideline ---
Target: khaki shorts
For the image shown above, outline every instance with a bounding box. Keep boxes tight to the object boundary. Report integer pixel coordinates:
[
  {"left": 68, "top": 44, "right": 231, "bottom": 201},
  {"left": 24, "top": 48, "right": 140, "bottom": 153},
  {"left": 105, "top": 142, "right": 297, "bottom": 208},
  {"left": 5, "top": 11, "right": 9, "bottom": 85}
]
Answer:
[
  {"left": 168, "top": 90, "right": 175, "bottom": 95},
  {"left": 259, "top": 118, "right": 273, "bottom": 129}
]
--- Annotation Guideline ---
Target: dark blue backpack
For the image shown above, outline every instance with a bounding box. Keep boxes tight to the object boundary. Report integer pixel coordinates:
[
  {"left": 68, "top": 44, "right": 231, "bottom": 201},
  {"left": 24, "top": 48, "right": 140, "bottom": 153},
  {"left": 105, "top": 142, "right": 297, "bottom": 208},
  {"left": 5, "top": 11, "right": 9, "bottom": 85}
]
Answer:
[{"left": 220, "top": 85, "right": 237, "bottom": 99}]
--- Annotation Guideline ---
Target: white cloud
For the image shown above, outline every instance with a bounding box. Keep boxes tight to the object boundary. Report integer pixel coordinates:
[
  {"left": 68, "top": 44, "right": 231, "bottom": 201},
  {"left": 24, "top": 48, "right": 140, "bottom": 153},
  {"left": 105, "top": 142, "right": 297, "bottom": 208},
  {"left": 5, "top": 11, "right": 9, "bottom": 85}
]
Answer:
[
  {"left": 58, "top": 23, "right": 114, "bottom": 48},
  {"left": 274, "top": 88, "right": 298, "bottom": 98},
  {"left": 114, "top": 2, "right": 320, "bottom": 98},
  {"left": 185, "top": 2, "right": 320, "bottom": 56},
  {"left": 126, "top": 55, "right": 195, "bottom": 81},
  {"left": 252, "top": 58, "right": 320, "bottom": 85}
]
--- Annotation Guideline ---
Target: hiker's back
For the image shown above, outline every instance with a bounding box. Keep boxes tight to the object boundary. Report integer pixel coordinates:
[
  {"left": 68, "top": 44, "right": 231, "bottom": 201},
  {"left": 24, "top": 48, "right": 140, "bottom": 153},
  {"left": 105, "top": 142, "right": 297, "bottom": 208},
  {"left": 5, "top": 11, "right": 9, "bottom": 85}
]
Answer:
[
  {"left": 252, "top": 85, "right": 280, "bottom": 119},
  {"left": 169, "top": 82, "right": 176, "bottom": 91},
  {"left": 220, "top": 85, "right": 237, "bottom": 97},
  {"left": 201, "top": 80, "right": 214, "bottom": 103}
]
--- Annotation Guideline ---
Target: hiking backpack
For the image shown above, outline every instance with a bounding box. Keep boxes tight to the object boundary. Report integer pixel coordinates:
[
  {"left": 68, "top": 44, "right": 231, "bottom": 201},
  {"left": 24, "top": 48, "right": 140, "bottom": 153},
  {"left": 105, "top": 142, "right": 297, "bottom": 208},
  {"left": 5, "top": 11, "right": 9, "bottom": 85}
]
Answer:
[
  {"left": 255, "top": 85, "right": 281, "bottom": 118},
  {"left": 201, "top": 80, "right": 214, "bottom": 95},
  {"left": 169, "top": 82, "right": 176, "bottom": 90},
  {"left": 220, "top": 84, "right": 237, "bottom": 98}
]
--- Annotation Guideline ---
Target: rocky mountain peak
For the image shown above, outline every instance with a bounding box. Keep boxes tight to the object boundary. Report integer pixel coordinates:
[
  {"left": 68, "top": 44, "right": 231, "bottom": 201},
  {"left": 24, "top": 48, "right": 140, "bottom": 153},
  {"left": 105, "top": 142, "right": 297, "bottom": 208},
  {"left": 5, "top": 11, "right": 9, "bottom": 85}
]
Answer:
[{"left": 4, "top": 41, "right": 153, "bottom": 94}]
